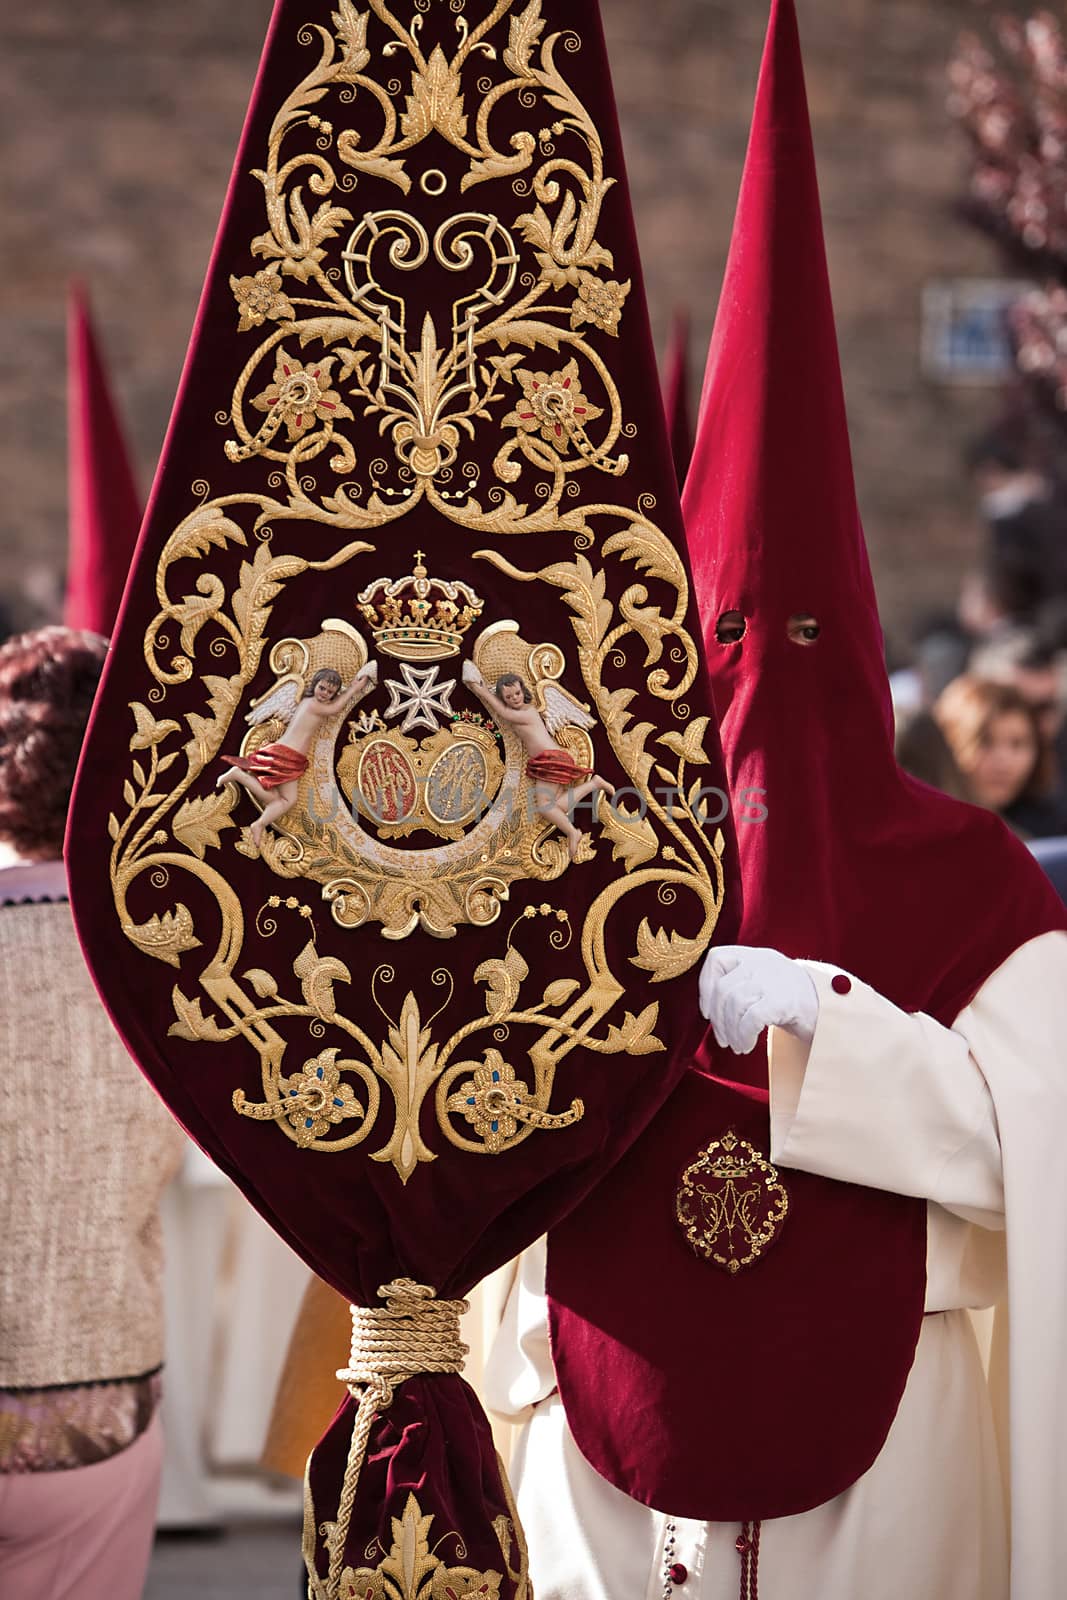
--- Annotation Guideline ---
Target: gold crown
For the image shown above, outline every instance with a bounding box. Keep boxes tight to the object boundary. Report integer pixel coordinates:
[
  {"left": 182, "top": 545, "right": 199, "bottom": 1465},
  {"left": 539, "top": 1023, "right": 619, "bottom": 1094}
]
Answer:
[{"left": 356, "top": 552, "right": 484, "bottom": 662}]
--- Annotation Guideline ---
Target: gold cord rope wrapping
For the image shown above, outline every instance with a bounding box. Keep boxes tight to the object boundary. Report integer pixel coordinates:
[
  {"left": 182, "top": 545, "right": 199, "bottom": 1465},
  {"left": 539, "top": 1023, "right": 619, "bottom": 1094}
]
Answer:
[{"left": 302, "top": 1278, "right": 469, "bottom": 1600}]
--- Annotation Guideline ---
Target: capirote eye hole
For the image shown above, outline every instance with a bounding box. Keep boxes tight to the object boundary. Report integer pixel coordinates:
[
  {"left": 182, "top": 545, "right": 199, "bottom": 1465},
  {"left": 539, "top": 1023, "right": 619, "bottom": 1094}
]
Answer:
[
  {"left": 715, "top": 610, "right": 747, "bottom": 645},
  {"left": 787, "top": 613, "right": 821, "bottom": 646}
]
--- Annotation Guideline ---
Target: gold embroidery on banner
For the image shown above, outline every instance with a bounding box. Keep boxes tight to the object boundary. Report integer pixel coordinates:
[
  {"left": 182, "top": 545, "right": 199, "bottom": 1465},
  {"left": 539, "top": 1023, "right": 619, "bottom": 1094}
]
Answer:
[
  {"left": 219, "top": 602, "right": 613, "bottom": 935},
  {"left": 219, "top": 0, "right": 631, "bottom": 516},
  {"left": 107, "top": 1, "right": 728, "bottom": 1179},
  {"left": 228, "top": 899, "right": 587, "bottom": 1181},
  {"left": 316, "top": 1488, "right": 509, "bottom": 1600},
  {"left": 492, "top": 1450, "right": 530, "bottom": 1600},
  {"left": 675, "top": 1131, "right": 789, "bottom": 1274},
  {"left": 357, "top": 552, "right": 483, "bottom": 661}
]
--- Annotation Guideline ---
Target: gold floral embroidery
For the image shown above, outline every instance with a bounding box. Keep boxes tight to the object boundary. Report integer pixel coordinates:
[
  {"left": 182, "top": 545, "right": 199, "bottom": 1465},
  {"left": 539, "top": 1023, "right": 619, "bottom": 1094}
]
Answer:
[
  {"left": 502, "top": 361, "right": 603, "bottom": 452},
  {"left": 248, "top": 348, "right": 353, "bottom": 445},
  {"left": 230, "top": 267, "right": 295, "bottom": 333},
  {"left": 278, "top": 1048, "right": 364, "bottom": 1146},
  {"left": 569, "top": 272, "right": 631, "bottom": 336},
  {"left": 443, "top": 1048, "right": 583, "bottom": 1153}
]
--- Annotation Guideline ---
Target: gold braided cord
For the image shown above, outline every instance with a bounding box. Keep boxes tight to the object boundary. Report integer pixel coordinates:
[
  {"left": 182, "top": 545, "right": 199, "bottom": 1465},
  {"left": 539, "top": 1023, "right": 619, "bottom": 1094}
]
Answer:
[{"left": 303, "top": 1279, "right": 469, "bottom": 1600}]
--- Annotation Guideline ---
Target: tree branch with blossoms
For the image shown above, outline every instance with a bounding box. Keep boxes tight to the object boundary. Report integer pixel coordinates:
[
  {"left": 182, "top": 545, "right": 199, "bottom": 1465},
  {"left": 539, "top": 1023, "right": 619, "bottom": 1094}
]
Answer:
[{"left": 949, "top": 11, "right": 1067, "bottom": 423}]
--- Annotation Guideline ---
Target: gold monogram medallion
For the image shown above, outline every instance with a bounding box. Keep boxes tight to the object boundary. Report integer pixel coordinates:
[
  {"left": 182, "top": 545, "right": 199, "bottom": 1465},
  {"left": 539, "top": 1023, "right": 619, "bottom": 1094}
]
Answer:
[{"left": 675, "top": 1130, "right": 789, "bottom": 1274}]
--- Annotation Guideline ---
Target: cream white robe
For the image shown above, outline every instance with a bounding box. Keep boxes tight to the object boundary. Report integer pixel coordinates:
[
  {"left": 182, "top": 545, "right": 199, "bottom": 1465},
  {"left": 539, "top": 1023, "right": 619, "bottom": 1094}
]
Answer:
[{"left": 484, "top": 932, "right": 1067, "bottom": 1600}]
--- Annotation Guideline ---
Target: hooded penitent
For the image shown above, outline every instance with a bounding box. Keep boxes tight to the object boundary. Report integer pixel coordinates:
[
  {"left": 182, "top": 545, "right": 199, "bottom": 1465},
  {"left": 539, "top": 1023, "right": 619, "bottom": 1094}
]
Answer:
[
  {"left": 64, "top": 3, "right": 738, "bottom": 1595},
  {"left": 546, "top": 0, "right": 1066, "bottom": 1528},
  {"left": 64, "top": 284, "right": 143, "bottom": 636}
]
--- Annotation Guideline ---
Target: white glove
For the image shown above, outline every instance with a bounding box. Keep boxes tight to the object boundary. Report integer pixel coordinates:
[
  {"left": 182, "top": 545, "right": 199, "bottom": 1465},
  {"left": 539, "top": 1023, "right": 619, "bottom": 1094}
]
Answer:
[
  {"left": 699, "top": 945, "right": 819, "bottom": 1055},
  {"left": 462, "top": 659, "right": 484, "bottom": 686}
]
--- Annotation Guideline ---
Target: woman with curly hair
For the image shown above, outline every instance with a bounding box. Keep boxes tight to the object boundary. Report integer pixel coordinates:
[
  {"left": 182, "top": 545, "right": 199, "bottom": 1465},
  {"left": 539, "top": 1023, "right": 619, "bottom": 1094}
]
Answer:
[{"left": 0, "top": 627, "right": 185, "bottom": 1600}]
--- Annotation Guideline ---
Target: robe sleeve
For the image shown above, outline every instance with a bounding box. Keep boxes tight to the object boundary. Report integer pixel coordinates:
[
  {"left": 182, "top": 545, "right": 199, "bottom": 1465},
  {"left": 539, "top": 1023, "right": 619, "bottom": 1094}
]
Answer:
[
  {"left": 769, "top": 960, "right": 1010, "bottom": 1226},
  {"left": 482, "top": 1235, "right": 554, "bottom": 1422},
  {"left": 768, "top": 928, "right": 1067, "bottom": 1599}
]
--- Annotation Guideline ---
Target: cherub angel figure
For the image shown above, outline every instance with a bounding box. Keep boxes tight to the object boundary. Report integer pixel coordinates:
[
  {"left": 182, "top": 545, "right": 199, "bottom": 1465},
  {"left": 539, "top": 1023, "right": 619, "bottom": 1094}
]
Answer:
[
  {"left": 462, "top": 661, "right": 614, "bottom": 859},
  {"left": 218, "top": 661, "right": 377, "bottom": 848}
]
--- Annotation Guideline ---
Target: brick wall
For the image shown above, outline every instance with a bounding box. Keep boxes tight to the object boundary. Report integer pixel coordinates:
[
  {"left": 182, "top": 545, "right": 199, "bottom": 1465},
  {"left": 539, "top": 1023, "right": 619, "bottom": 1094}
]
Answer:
[{"left": 1, "top": 0, "right": 1027, "bottom": 650}]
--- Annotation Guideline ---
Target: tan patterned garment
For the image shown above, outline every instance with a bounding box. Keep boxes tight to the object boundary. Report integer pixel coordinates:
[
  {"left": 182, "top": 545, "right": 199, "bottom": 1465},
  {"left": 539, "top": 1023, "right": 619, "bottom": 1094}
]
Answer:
[
  {"left": 0, "top": 860, "right": 186, "bottom": 1469},
  {"left": 0, "top": 1372, "right": 163, "bottom": 1472}
]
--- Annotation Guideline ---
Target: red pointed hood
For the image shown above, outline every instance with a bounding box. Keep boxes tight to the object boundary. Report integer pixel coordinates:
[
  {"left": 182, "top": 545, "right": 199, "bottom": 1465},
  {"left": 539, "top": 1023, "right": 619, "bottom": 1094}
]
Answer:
[
  {"left": 64, "top": 285, "right": 142, "bottom": 637},
  {"left": 683, "top": 0, "right": 1063, "bottom": 1020}
]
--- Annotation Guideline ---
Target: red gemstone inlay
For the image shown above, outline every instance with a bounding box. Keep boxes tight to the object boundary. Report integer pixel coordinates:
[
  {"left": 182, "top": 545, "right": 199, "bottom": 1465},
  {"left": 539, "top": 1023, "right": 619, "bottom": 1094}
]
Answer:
[
  {"left": 831, "top": 973, "right": 851, "bottom": 995},
  {"left": 669, "top": 1563, "right": 688, "bottom": 1586}
]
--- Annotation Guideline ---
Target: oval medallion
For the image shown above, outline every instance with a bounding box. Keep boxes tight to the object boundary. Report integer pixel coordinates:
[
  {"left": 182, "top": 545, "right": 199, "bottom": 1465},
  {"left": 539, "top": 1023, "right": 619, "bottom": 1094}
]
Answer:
[
  {"left": 356, "top": 739, "right": 417, "bottom": 823},
  {"left": 675, "top": 1129, "right": 789, "bottom": 1274},
  {"left": 425, "top": 740, "right": 490, "bottom": 825}
]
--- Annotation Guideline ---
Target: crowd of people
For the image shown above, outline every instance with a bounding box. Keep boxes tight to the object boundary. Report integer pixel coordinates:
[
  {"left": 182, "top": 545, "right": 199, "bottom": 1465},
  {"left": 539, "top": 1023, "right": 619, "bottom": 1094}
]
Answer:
[{"left": 891, "top": 425, "right": 1067, "bottom": 847}]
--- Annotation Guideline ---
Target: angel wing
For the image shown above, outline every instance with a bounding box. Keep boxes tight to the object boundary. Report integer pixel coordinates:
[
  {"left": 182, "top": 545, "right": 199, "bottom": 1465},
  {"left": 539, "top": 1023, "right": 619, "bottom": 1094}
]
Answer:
[
  {"left": 539, "top": 680, "right": 597, "bottom": 736},
  {"left": 245, "top": 675, "right": 302, "bottom": 726}
]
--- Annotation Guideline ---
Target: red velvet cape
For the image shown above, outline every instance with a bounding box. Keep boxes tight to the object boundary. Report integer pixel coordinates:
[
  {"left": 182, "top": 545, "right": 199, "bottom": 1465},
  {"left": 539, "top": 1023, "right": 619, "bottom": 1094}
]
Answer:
[
  {"left": 547, "top": 0, "right": 1067, "bottom": 1522},
  {"left": 64, "top": 0, "right": 739, "bottom": 1588}
]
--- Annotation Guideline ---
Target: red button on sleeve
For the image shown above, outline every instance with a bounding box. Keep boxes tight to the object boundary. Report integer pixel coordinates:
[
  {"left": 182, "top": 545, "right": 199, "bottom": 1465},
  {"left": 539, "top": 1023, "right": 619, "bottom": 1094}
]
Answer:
[{"left": 831, "top": 973, "right": 851, "bottom": 995}]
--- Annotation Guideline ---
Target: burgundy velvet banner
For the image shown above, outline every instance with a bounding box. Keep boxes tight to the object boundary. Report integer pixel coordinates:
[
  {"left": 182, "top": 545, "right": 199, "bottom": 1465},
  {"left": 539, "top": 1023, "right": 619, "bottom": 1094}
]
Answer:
[{"left": 65, "top": 1, "right": 739, "bottom": 1592}]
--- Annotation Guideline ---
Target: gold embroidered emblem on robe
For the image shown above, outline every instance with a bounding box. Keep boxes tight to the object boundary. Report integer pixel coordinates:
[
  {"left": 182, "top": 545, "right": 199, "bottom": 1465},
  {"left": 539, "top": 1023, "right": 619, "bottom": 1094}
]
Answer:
[{"left": 675, "top": 1130, "right": 789, "bottom": 1273}]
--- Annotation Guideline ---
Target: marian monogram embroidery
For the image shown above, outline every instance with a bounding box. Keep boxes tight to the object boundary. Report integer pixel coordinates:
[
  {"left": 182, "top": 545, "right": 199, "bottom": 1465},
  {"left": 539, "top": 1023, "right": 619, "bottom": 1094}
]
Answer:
[{"left": 675, "top": 1131, "right": 789, "bottom": 1274}]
